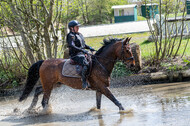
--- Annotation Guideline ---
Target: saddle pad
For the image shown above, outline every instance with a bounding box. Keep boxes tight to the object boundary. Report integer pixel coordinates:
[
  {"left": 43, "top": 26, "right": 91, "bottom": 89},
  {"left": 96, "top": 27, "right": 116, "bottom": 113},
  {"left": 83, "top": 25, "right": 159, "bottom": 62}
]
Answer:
[{"left": 62, "top": 59, "right": 81, "bottom": 78}]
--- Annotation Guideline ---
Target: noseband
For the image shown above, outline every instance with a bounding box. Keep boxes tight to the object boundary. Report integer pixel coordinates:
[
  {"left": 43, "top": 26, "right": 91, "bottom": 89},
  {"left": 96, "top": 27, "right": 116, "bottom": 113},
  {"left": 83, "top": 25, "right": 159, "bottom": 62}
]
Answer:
[{"left": 120, "top": 40, "right": 134, "bottom": 64}]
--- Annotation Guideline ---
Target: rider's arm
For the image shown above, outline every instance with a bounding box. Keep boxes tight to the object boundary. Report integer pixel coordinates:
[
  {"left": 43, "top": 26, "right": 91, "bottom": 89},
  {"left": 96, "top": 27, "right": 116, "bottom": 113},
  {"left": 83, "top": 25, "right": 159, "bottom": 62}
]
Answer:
[
  {"left": 79, "top": 33, "right": 92, "bottom": 49},
  {"left": 67, "top": 33, "right": 85, "bottom": 52},
  {"left": 85, "top": 44, "right": 91, "bottom": 49}
]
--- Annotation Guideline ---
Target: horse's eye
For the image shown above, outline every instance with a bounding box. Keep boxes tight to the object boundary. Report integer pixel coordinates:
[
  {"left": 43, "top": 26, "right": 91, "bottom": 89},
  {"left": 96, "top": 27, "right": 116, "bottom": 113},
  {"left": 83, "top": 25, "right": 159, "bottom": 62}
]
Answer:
[
  {"left": 126, "top": 50, "right": 130, "bottom": 53},
  {"left": 125, "top": 48, "right": 130, "bottom": 52}
]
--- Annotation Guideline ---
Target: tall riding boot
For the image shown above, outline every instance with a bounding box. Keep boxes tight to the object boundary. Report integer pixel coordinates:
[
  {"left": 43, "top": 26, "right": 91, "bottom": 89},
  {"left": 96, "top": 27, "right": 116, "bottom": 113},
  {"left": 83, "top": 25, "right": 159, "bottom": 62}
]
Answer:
[{"left": 81, "top": 65, "right": 88, "bottom": 89}]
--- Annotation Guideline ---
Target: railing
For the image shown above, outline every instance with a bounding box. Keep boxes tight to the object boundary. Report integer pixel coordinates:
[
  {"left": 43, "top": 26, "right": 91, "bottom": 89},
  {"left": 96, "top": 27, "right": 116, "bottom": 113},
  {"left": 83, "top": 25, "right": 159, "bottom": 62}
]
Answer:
[{"left": 153, "top": 14, "right": 190, "bottom": 38}]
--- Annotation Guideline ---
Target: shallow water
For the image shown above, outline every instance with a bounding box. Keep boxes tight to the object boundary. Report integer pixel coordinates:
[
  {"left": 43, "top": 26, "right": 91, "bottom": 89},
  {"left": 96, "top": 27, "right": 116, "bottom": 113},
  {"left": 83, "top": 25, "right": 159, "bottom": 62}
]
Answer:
[{"left": 0, "top": 82, "right": 190, "bottom": 126}]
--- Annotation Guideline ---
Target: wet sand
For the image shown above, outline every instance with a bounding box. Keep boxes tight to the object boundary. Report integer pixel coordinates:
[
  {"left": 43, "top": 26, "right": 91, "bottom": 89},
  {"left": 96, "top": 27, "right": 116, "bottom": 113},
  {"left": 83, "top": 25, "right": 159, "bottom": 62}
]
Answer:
[{"left": 0, "top": 82, "right": 190, "bottom": 126}]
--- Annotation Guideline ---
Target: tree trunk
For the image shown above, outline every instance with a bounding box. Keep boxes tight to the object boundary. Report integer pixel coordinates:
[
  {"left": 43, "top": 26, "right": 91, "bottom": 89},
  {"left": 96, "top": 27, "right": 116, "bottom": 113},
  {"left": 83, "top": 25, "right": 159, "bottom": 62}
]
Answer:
[{"left": 10, "top": 2, "right": 35, "bottom": 64}]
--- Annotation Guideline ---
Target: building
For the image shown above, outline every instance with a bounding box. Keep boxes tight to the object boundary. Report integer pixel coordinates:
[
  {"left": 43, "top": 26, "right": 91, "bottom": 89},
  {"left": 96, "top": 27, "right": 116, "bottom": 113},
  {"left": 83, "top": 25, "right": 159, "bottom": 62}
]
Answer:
[{"left": 112, "top": 4, "right": 137, "bottom": 23}]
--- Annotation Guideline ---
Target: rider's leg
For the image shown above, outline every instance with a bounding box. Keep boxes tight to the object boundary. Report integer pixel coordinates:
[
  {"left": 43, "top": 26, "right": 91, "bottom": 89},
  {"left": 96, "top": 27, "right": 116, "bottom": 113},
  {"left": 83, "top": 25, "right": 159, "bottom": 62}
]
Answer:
[
  {"left": 79, "top": 55, "right": 89, "bottom": 89},
  {"left": 72, "top": 55, "right": 89, "bottom": 89},
  {"left": 81, "top": 65, "right": 88, "bottom": 89}
]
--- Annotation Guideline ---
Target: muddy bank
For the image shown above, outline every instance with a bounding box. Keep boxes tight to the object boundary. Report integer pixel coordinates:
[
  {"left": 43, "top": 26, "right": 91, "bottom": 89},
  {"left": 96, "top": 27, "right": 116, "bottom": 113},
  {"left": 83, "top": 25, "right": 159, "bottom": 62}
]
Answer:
[
  {"left": 0, "top": 87, "right": 23, "bottom": 98},
  {"left": 1, "top": 69, "right": 190, "bottom": 97},
  {"left": 111, "top": 69, "right": 190, "bottom": 88}
]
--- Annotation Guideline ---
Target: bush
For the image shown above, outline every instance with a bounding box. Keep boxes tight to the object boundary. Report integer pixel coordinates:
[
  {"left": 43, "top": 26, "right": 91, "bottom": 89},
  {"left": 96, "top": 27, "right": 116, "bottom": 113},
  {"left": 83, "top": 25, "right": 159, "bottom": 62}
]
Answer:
[
  {"left": 0, "top": 57, "right": 27, "bottom": 89},
  {"left": 111, "top": 62, "right": 133, "bottom": 78}
]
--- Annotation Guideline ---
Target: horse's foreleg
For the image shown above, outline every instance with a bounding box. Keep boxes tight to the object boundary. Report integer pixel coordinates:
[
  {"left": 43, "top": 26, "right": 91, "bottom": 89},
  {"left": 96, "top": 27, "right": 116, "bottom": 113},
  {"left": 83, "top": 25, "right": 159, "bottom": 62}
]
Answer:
[
  {"left": 101, "top": 87, "right": 124, "bottom": 110},
  {"left": 96, "top": 90, "right": 102, "bottom": 109},
  {"left": 28, "top": 86, "right": 43, "bottom": 110}
]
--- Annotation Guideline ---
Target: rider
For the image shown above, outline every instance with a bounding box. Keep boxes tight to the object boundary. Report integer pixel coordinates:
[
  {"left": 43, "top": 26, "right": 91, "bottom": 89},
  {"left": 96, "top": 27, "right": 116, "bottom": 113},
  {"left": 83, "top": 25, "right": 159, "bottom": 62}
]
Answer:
[{"left": 66, "top": 20, "right": 95, "bottom": 89}]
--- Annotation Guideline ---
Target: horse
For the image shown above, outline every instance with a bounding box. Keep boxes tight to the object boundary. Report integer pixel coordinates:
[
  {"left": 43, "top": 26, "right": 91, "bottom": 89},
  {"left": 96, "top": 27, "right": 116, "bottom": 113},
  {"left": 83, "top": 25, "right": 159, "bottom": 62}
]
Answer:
[{"left": 18, "top": 37, "right": 135, "bottom": 112}]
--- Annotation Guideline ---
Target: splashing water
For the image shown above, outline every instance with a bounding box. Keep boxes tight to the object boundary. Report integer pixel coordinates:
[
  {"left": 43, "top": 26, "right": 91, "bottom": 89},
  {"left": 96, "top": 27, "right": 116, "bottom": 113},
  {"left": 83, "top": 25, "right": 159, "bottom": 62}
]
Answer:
[{"left": 0, "top": 82, "right": 190, "bottom": 126}]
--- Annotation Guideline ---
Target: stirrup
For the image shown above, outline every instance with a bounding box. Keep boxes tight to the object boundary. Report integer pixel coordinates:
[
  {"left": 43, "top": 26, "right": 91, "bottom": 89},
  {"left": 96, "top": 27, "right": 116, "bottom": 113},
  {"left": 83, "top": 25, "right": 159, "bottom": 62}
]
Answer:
[
  {"left": 82, "top": 82, "right": 91, "bottom": 90},
  {"left": 82, "top": 82, "right": 88, "bottom": 90}
]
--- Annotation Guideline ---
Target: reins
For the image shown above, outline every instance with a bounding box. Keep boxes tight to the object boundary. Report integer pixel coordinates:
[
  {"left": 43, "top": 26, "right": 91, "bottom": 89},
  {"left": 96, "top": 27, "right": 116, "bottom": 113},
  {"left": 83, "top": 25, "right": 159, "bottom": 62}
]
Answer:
[
  {"left": 93, "top": 40, "right": 134, "bottom": 62},
  {"left": 120, "top": 40, "right": 134, "bottom": 65},
  {"left": 90, "top": 40, "right": 134, "bottom": 74}
]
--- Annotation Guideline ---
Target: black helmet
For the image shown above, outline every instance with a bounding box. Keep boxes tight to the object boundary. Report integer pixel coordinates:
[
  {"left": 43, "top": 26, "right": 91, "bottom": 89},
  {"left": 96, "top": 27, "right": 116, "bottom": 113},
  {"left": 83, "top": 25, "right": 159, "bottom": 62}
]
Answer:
[{"left": 68, "top": 20, "right": 80, "bottom": 28}]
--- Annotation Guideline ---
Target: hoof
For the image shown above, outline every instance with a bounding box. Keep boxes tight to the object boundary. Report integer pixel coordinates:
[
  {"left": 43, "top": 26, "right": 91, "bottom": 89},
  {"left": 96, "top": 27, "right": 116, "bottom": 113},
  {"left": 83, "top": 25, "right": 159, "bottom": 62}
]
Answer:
[
  {"left": 119, "top": 106, "right": 125, "bottom": 111},
  {"left": 119, "top": 109, "right": 133, "bottom": 114},
  {"left": 13, "top": 108, "right": 20, "bottom": 113},
  {"left": 89, "top": 107, "right": 101, "bottom": 112},
  {"left": 26, "top": 108, "right": 38, "bottom": 114},
  {"left": 40, "top": 104, "right": 52, "bottom": 115}
]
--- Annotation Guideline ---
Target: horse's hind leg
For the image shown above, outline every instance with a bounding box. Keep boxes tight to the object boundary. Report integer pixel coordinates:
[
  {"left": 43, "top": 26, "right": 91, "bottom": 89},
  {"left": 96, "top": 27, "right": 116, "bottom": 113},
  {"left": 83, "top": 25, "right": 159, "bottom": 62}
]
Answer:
[
  {"left": 40, "top": 89, "right": 53, "bottom": 114},
  {"left": 28, "top": 86, "right": 43, "bottom": 110},
  {"left": 96, "top": 90, "right": 102, "bottom": 109},
  {"left": 41, "top": 86, "right": 53, "bottom": 109}
]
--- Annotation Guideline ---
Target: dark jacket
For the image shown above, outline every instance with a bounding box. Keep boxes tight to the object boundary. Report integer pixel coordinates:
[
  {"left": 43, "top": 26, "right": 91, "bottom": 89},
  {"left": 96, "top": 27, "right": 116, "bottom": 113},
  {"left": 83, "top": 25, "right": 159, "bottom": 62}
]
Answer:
[{"left": 66, "top": 32, "right": 90, "bottom": 57}]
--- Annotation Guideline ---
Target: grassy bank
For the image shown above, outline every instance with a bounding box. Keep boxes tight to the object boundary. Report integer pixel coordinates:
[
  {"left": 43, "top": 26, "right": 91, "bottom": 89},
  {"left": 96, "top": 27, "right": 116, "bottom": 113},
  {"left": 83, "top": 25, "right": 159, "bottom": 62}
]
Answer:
[
  {"left": 85, "top": 32, "right": 153, "bottom": 59},
  {"left": 85, "top": 32, "right": 190, "bottom": 59}
]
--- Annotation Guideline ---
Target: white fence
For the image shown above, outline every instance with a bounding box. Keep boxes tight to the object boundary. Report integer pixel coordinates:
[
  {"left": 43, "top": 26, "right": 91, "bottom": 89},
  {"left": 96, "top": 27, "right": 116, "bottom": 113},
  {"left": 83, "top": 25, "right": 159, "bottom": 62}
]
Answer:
[{"left": 154, "top": 14, "right": 190, "bottom": 37}]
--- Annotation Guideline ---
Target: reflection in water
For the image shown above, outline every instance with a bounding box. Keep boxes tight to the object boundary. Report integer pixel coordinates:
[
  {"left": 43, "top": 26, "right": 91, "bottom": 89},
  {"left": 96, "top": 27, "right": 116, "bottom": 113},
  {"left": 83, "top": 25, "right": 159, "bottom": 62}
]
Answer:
[{"left": 0, "top": 82, "right": 190, "bottom": 126}]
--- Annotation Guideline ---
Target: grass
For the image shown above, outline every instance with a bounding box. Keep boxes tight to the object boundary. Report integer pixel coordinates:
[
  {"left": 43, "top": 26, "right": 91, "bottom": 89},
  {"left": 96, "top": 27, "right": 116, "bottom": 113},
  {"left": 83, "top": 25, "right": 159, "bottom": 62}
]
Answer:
[
  {"left": 85, "top": 32, "right": 153, "bottom": 58},
  {"left": 168, "top": 12, "right": 186, "bottom": 18},
  {"left": 85, "top": 32, "right": 190, "bottom": 61},
  {"left": 137, "top": 16, "right": 146, "bottom": 21}
]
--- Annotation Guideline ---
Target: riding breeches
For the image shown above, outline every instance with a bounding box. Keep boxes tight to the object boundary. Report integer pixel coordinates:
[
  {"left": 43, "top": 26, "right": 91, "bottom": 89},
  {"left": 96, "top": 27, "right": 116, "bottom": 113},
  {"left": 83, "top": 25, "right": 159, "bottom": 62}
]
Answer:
[{"left": 71, "top": 54, "right": 89, "bottom": 66}]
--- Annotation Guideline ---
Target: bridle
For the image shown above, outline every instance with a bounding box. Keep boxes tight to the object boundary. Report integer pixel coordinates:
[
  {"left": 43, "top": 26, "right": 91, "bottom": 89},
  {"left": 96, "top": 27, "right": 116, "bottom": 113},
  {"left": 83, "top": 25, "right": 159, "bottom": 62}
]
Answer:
[
  {"left": 93, "top": 40, "right": 134, "bottom": 62},
  {"left": 92, "top": 40, "right": 134, "bottom": 74},
  {"left": 120, "top": 40, "right": 134, "bottom": 65}
]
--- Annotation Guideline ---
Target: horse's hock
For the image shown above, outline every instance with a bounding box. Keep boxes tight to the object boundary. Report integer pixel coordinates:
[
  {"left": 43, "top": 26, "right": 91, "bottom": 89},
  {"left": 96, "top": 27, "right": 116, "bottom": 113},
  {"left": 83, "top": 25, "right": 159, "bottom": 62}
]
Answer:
[{"left": 130, "top": 43, "right": 142, "bottom": 71}]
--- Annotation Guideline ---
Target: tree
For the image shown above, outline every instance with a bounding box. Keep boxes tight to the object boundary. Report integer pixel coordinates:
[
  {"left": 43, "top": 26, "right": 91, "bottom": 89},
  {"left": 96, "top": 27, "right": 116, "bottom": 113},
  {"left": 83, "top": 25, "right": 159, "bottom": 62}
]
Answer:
[
  {"left": 0, "top": 0, "right": 65, "bottom": 65},
  {"left": 145, "top": 0, "right": 189, "bottom": 65}
]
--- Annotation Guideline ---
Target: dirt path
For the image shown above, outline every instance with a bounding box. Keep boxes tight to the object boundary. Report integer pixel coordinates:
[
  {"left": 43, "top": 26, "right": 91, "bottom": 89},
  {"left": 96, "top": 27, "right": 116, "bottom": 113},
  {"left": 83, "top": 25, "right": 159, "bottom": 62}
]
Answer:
[{"left": 80, "top": 21, "right": 149, "bottom": 37}]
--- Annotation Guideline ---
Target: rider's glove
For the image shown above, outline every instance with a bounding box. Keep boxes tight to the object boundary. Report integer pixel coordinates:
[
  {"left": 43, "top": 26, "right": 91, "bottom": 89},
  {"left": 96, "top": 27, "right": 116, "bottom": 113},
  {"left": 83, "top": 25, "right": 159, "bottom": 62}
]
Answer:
[
  {"left": 90, "top": 47, "right": 95, "bottom": 52},
  {"left": 83, "top": 50, "right": 89, "bottom": 54}
]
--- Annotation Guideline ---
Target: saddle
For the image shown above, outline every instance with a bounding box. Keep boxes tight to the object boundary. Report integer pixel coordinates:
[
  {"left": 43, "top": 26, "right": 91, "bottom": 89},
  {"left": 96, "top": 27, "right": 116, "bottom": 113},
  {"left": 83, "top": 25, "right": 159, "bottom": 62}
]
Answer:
[{"left": 62, "top": 54, "right": 92, "bottom": 78}]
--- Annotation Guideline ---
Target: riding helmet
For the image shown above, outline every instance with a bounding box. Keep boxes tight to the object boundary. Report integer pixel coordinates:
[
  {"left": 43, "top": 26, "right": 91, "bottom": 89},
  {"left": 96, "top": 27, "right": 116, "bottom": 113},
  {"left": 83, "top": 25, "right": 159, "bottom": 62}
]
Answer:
[{"left": 68, "top": 20, "right": 80, "bottom": 28}]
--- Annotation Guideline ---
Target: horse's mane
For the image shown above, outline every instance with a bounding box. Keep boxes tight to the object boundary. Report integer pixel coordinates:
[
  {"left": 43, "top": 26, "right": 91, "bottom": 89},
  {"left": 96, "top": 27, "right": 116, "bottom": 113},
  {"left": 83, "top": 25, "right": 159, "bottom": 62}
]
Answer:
[{"left": 95, "top": 37, "right": 123, "bottom": 56}]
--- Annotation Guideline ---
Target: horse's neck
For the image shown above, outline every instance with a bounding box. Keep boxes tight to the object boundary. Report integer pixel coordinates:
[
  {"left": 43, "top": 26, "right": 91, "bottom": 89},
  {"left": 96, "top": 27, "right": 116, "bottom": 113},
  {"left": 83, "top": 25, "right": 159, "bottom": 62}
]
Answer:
[{"left": 96, "top": 46, "right": 117, "bottom": 76}]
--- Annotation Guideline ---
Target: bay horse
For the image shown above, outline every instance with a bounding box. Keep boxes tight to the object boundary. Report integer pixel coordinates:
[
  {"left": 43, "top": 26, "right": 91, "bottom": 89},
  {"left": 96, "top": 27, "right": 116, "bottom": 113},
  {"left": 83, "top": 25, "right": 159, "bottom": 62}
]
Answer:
[{"left": 19, "top": 37, "right": 135, "bottom": 111}]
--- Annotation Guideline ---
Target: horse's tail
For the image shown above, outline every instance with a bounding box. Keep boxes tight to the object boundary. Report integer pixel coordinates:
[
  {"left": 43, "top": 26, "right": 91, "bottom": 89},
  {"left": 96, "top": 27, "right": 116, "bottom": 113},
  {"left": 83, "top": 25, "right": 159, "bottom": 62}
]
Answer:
[{"left": 19, "top": 60, "right": 44, "bottom": 102}]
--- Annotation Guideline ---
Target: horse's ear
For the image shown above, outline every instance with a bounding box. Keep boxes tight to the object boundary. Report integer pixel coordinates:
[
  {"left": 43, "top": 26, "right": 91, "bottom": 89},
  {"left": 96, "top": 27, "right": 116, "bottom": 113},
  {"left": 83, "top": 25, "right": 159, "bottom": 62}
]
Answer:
[
  {"left": 123, "top": 37, "right": 128, "bottom": 45},
  {"left": 128, "top": 37, "right": 132, "bottom": 43},
  {"left": 123, "top": 37, "right": 132, "bottom": 45}
]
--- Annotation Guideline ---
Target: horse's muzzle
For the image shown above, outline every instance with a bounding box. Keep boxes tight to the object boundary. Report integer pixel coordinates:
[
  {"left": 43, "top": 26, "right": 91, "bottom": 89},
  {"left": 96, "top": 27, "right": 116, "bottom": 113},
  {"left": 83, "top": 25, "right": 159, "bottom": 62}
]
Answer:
[
  {"left": 130, "top": 63, "right": 135, "bottom": 68},
  {"left": 125, "top": 62, "right": 135, "bottom": 71}
]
